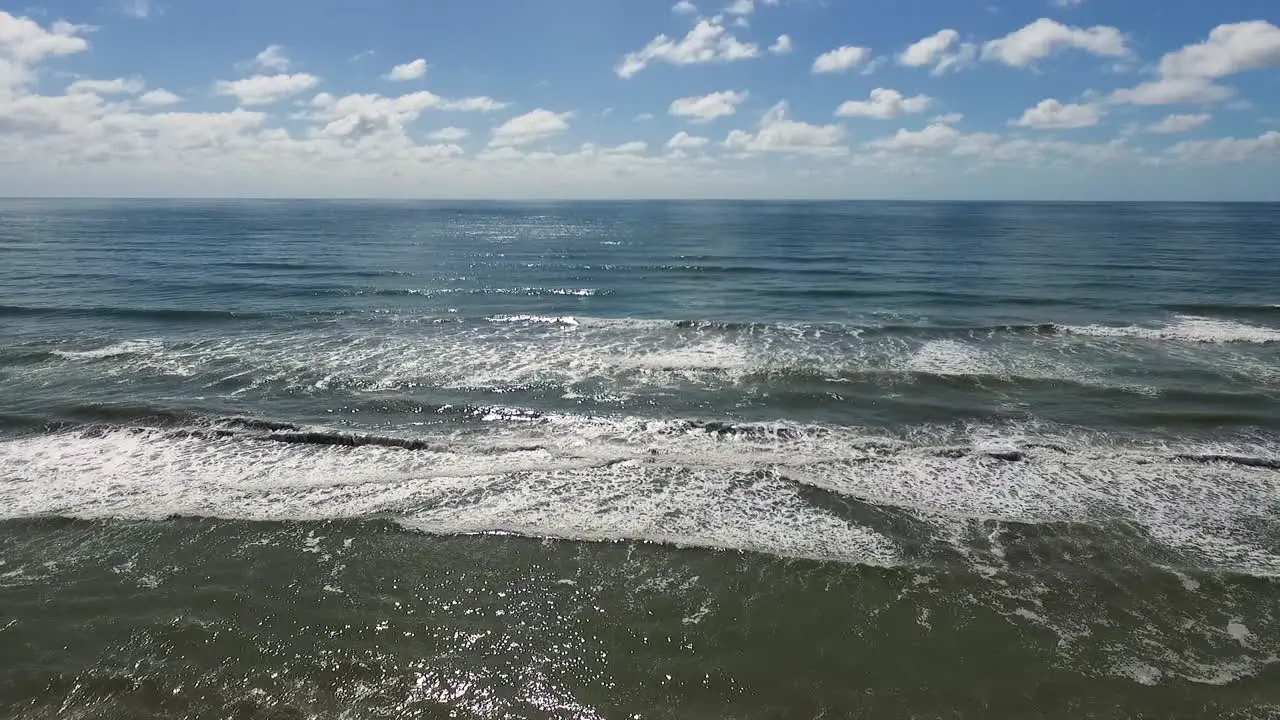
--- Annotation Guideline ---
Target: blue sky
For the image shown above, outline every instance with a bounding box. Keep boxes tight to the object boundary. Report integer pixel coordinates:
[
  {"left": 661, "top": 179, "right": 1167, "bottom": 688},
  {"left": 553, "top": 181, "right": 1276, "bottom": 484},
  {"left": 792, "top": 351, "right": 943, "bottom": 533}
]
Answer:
[{"left": 2, "top": 0, "right": 1278, "bottom": 199}]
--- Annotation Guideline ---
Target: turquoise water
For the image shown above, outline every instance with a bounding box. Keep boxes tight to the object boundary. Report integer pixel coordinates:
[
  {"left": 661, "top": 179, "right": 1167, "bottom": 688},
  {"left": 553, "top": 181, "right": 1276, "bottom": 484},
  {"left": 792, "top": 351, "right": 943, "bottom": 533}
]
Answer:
[{"left": 1, "top": 200, "right": 1278, "bottom": 718}]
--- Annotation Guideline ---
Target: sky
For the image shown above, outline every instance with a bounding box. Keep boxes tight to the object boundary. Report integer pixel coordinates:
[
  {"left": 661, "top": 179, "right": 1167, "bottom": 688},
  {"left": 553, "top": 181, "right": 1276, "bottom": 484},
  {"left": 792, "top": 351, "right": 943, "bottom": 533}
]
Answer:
[{"left": 1, "top": 0, "right": 1279, "bottom": 200}]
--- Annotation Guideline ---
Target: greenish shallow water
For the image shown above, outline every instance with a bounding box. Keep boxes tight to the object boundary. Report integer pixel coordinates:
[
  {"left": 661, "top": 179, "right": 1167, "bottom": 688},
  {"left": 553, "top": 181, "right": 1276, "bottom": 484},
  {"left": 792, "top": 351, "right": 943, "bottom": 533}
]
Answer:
[{"left": 1, "top": 200, "right": 1279, "bottom": 718}]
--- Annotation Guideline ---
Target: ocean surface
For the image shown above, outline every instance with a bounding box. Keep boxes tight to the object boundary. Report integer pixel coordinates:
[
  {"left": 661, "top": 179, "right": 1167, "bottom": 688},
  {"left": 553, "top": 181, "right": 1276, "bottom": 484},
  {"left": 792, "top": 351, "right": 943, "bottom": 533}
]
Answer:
[{"left": 1, "top": 199, "right": 1278, "bottom": 719}]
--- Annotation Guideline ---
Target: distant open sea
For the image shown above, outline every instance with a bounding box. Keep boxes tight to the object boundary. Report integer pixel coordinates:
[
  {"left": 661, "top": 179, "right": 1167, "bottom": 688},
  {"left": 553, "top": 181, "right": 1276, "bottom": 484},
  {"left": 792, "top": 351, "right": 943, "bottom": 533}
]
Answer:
[{"left": 1, "top": 200, "right": 1278, "bottom": 719}]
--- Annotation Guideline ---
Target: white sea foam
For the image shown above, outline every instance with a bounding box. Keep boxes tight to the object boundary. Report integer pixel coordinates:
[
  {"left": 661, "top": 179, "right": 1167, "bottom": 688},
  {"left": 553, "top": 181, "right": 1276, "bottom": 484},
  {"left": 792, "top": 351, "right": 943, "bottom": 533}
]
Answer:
[
  {"left": 50, "top": 340, "right": 163, "bottom": 360},
  {"left": 1062, "top": 315, "right": 1280, "bottom": 344},
  {"left": 0, "top": 418, "right": 1277, "bottom": 574}
]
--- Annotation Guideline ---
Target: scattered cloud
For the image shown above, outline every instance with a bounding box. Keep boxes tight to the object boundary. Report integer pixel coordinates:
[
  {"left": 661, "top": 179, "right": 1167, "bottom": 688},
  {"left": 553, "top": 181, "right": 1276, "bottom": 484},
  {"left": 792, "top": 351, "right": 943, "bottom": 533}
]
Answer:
[
  {"left": 769, "top": 34, "right": 792, "bottom": 55},
  {"left": 725, "top": 101, "right": 845, "bottom": 155},
  {"left": 1145, "top": 113, "right": 1210, "bottom": 134},
  {"left": 812, "top": 45, "right": 871, "bottom": 73},
  {"left": 898, "top": 29, "right": 977, "bottom": 74},
  {"left": 387, "top": 58, "right": 428, "bottom": 81},
  {"left": 1167, "top": 130, "right": 1280, "bottom": 163},
  {"left": 607, "top": 140, "right": 647, "bottom": 154},
  {"left": 428, "top": 127, "right": 470, "bottom": 141},
  {"left": 137, "top": 88, "right": 181, "bottom": 106},
  {"left": 725, "top": 0, "right": 755, "bottom": 15},
  {"left": 1051, "top": 0, "right": 1085, "bottom": 6},
  {"left": 67, "top": 77, "right": 144, "bottom": 95},
  {"left": 1109, "top": 76, "right": 1232, "bottom": 105},
  {"left": 667, "top": 131, "right": 710, "bottom": 150},
  {"left": 616, "top": 18, "right": 758, "bottom": 78},
  {"left": 934, "top": 112, "right": 964, "bottom": 125},
  {"left": 634, "top": 112, "right": 656, "bottom": 122},
  {"left": 672, "top": 0, "right": 697, "bottom": 14},
  {"left": 213, "top": 74, "right": 321, "bottom": 106},
  {"left": 669, "top": 90, "right": 748, "bottom": 122},
  {"left": 835, "top": 88, "right": 932, "bottom": 119},
  {"left": 253, "top": 45, "right": 291, "bottom": 72},
  {"left": 0, "top": 11, "right": 90, "bottom": 64},
  {"left": 1111, "top": 21, "right": 1280, "bottom": 106},
  {"left": 983, "top": 18, "right": 1129, "bottom": 68},
  {"left": 489, "top": 109, "right": 571, "bottom": 147},
  {"left": 1013, "top": 98, "right": 1103, "bottom": 129}
]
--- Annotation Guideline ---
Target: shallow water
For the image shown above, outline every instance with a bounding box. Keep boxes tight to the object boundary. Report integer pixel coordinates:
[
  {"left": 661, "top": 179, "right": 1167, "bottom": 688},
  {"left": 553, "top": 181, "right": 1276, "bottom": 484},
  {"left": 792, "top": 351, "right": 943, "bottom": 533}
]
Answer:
[{"left": 1, "top": 200, "right": 1278, "bottom": 718}]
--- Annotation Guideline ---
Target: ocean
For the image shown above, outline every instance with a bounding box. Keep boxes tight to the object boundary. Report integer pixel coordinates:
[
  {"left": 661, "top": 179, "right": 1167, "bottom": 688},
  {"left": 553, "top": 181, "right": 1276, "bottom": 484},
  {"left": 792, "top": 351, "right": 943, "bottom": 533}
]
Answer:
[{"left": 0, "top": 199, "right": 1278, "bottom": 719}]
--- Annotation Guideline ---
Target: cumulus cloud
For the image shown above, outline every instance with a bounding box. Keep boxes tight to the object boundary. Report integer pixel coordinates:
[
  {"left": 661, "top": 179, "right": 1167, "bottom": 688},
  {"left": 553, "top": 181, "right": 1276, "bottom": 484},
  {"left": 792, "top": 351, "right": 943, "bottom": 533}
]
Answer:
[
  {"left": 724, "top": 101, "right": 845, "bottom": 155},
  {"left": 667, "top": 131, "right": 710, "bottom": 150},
  {"left": 387, "top": 58, "right": 428, "bottom": 81},
  {"left": 898, "top": 29, "right": 977, "bottom": 74},
  {"left": 1013, "top": 98, "right": 1102, "bottom": 129},
  {"left": 812, "top": 45, "right": 870, "bottom": 73},
  {"left": 769, "top": 34, "right": 793, "bottom": 55},
  {"left": 138, "top": 89, "right": 182, "bottom": 106},
  {"left": 0, "top": 11, "right": 90, "bottom": 64},
  {"left": 1110, "top": 21, "right": 1280, "bottom": 106},
  {"left": 67, "top": 77, "right": 144, "bottom": 95},
  {"left": 983, "top": 18, "right": 1129, "bottom": 68},
  {"left": 1146, "top": 113, "right": 1211, "bottom": 134},
  {"left": 489, "top": 109, "right": 571, "bottom": 147},
  {"left": 428, "top": 126, "right": 470, "bottom": 141},
  {"left": 669, "top": 90, "right": 748, "bottom": 122},
  {"left": 253, "top": 45, "right": 290, "bottom": 72},
  {"left": 672, "top": 0, "right": 697, "bottom": 13},
  {"left": 933, "top": 112, "right": 964, "bottom": 125},
  {"left": 835, "top": 88, "right": 932, "bottom": 119},
  {"left": 214, "top": 74, "right": 320, "bottom": 106},
  {"left": 616, "top": 18, "right": 759, "bottom": 78}
]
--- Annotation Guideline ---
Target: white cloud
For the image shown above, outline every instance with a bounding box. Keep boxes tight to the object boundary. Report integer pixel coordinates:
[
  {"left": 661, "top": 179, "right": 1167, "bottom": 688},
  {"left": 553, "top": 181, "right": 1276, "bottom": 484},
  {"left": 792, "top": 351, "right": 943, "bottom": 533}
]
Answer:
[
  {"left": 835, "top": 88, "right": 932, "bottom": 119},
  {"left": 983, "top": 18, "right": 1129, "bottom": 68},
  {"left": 1013, "top": 98, "right": 1102, "bottom": 129},
  {"left": 934, "top": 112, "right": 964, "bottom": 124},
  {"left": 667, "top": 131, "right": 710, "bottom": 150},
  {"left": 868, "top": 123, "right": 965, "bottom": 152},
  {"left": 616, "top": 18, "right": 759, "bottom": 78},
  {"left": 67, "top": 77, "right": 144, "bottom": 95},
  {"left": 1157, "top": 21, "right": 1280, "bottom": 79},
  {"left": 898, "top": 29, "right": 977, "bottom": 74},
  {"left": 724, "top": 101, "right": 845, "bottom": 155},
  {"left": 669, "top": 90, "right": 748, "bottom": 122},
  {"left": 138, "top": 88, "right": 181, "bottom": 106},
  {"left": 812, "top": 45, "right": 870, "bottom": 73},
  {"left": 1146, "top": 113, "right": 1211, "bottom": 134},
  {"left": 672, "top": 0, "right": 697, "bottom": 14},
  {"left": 1052, "top": 0, "right": 1085, "bottom": 6},
  {"left": 769, "top": 34, "right": 792, "bottom": 55},
  {"left": 726, "top": 0, "right": 754, "bottom": 15},
  {"left": 120, "top": 0, "right": 154, "bottom": 18},
  {"left": 428, "top": 126, "right": 470, "bottom": 141},
  {"left": 1167, "top": 130, "right": 1280, "bottom": 163},
  {"left": 0, "top": 11, "right": 91, "bottom": 64},
  {"left": 489, "top": 109, "right": 571, "bottom": 147},
  {"left": 634, "top": 112, "right": 655, "bottom": 122},
  {"left": 387, "top": 58, "right": 428, "bottom": 81},
  {"left": 253, "top": 45, "right": 290, "bottom": 72},
  {"left": 214, "top": 74, "right": 321, "bottom": 106},
  {"left": 1110, "top": 76, "right": 1232, "bottom": 105},
  {"left": 445, "top": 96, "right": 506, "bottom": 112},
  {"left": 607, "top": 141, "right": 647, "bottom": 154},
  {"left": 305, "top": 90, "right": 504, "bottom": 143},
  {"left": 1110, "top": 21, "right": 1280, "bottom": 107}
]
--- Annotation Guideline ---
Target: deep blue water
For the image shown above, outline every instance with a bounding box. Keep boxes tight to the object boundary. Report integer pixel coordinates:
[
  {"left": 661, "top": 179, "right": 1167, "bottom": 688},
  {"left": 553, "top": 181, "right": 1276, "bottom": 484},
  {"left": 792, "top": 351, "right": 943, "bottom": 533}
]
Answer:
[{"left": 1, "top": 200, "right": 1278, "bottom": 719}]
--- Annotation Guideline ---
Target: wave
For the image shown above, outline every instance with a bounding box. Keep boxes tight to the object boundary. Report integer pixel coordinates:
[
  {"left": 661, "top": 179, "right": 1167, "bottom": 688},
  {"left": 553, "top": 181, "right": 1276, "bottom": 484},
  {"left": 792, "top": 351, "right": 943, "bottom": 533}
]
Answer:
[
  {"left": 1059, "top": 316, "right": 1280, "bottom": 344},
  {"left": 1, "top": 416, "right": 1277, "bottom": 574}
]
